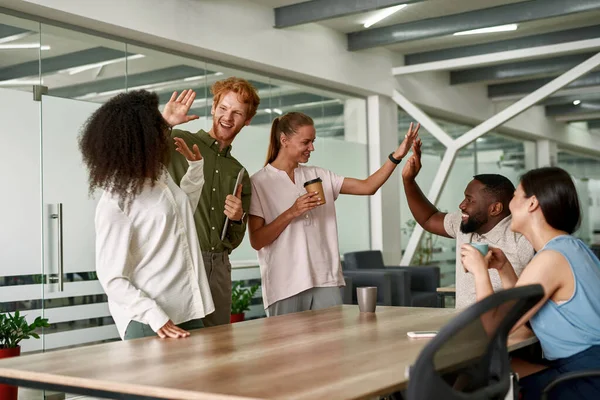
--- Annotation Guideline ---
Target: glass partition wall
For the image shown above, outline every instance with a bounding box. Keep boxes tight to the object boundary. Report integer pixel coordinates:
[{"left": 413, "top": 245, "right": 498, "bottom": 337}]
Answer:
[
  {"left": 558, "top": 149, "right": 600, "bottom": 245},
  {"left": 0, "top": 10, "right": 370, "bottom": 382}
]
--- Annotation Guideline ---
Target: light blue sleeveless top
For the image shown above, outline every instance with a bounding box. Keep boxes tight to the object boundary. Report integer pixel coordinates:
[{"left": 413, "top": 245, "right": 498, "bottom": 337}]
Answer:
[{"left": 530, "top": 235, "right": 600, "bottom": 360}]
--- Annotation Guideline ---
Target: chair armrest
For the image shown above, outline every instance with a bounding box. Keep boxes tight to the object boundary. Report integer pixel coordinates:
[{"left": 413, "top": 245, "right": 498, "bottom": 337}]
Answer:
[{"left": 542, "top": 370, "right": 600, "bottom": 400}]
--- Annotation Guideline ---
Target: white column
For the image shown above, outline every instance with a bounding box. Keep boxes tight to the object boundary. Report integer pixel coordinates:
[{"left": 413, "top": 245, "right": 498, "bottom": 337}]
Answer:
[
  {"left": 367, "top": 95, "right": 402, "bottom": 265},
  {"left": 523, "top": 141, "right": 537, "bottom": 170},
  {"left": 537, "top": 139, "right": 558, "bottom": 167}
]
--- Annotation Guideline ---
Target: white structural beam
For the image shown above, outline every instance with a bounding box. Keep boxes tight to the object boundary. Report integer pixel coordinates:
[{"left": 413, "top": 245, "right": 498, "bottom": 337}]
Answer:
[
  {"left": 395, "top": 51, "right": 600, "bottom": 266},
  {"left": 393, "top": 38, "right": 600, "bottom": 75},
  {"left": 368, "top": 96, "right": 384, "bottom": 253},
  {"left": 400, "top": 148, "right": 457, "bottom": 266},
  {"left": 454, "top": 51, "right": 600, "bottom": 149},
  {"left": 367, "top": 95, "right": 403, "bottom": 264},
  {"left": 392, "top": 90, "right": 454, "bottom": 148}
]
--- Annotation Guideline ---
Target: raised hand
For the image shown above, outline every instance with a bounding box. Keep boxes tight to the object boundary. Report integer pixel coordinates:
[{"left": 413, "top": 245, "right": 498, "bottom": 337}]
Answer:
[
  {"left": 401, "top": 138, "right": 422, "bottom": 181},
  {"left": 289, "top": 192, "right": 321, "bottom": 218},
  {"left": 393, "top": 122, "right": 420, "bottom": 160},
  {"left": 156, "top": 320, "right": 190, "bottom": 339},
  {"left": 225, "top": 184, "right": 244, "bottom": 222},
  {"left": 174, "top": 137, "right": 202, "bottom": 161},
  {"left": 162, "top": 89, "right": 199, "bottom": 127}
]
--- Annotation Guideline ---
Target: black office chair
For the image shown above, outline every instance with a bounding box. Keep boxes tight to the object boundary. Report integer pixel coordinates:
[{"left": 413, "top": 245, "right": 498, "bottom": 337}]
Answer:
[
  {"left": 541, "top": 370, "right": 600, "bottom": 400},
  {"left": 405, "top": 284, "right": 544, "bottom": 400}
]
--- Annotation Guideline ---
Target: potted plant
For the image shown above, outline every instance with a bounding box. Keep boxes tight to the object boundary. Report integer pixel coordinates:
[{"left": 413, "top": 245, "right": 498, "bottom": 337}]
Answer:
[
  {"left": 230, "top": 282, "right": 259, "bottom": 323},
  {"left": 0, "top": 311, "right": 49, "bottom": 400}
]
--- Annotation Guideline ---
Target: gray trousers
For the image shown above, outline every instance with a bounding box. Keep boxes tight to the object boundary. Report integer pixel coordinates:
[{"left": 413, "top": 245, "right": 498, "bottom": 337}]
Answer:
[
  {"left": 124, "top": 319, "right": 204, "bottom": 340},
  {"left": 201, "top": 251, "right": 232, "bottom": 327},
  {"left": 266, "top": 286, "right": 342, "bottom": 317}
]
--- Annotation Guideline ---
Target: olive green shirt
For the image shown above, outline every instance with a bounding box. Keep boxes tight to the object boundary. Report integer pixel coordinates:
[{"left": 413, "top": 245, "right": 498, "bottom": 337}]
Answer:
[{"left": 168, "top": 129, "right": 250, "bottom": 254}]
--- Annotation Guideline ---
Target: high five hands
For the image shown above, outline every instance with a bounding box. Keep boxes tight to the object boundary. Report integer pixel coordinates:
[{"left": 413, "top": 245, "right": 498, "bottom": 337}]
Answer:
[
  {"left": 401, "top": 137, "right": 423, "bottom": 182},
  {"left": 393, "top": 122, "right": 420, "bottom": 161}
]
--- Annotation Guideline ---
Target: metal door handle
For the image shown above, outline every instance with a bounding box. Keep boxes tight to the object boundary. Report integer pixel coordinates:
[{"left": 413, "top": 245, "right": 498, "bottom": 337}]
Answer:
[{"left": 50, "top": 203, "right": 64, "bottom": 291}]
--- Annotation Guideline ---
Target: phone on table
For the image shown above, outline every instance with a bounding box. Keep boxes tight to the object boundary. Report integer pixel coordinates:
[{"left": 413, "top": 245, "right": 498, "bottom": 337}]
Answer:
[{"left": 406, "top": 330, "right": 438, "bottom": 338}]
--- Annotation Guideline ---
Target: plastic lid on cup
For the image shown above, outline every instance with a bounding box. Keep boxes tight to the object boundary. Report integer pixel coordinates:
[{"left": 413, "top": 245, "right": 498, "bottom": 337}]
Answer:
[{"left": 303, "top": 177, "right": 322, "bottom": 187}]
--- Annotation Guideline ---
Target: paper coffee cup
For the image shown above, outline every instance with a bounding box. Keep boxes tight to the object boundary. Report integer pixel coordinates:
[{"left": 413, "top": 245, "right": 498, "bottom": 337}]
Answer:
[{"left": 304, "top": 177, "right": 326, "bottom": 205}]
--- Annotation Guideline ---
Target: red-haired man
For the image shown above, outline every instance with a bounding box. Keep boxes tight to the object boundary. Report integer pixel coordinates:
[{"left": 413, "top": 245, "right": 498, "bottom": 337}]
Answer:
[{"left": 163, "top": 77, "right": 260, "bottom": 326}]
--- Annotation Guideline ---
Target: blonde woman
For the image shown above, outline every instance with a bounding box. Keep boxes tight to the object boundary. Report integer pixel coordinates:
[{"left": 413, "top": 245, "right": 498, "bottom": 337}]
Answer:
[{"left": 248, "top": 112, "right": 419, "bottom": 316}]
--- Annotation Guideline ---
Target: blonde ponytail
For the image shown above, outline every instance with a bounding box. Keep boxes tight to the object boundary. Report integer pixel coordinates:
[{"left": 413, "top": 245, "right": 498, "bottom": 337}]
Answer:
[{"left": 265, "top": 117, "right": 281, "bottom": 166}]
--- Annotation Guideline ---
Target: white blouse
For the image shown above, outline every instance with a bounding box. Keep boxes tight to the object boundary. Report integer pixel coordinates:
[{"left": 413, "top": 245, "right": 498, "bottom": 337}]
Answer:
[
  {"left": 95, "top": 160, "right": 214, "bottom": 339},
  {"left": 250, "top": 164, "right": 346, "bottom": 308}
]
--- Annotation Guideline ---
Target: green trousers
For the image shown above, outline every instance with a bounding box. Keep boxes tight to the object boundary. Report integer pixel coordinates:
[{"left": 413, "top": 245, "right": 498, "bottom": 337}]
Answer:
[{"left": 123, "top": 318, "right": 204, "bottom": 340}]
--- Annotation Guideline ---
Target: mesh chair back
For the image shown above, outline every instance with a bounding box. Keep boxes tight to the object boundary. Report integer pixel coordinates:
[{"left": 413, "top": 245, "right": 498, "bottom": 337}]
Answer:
[{"left": 406, "top": 284, "right": 544, "bottom": 400}]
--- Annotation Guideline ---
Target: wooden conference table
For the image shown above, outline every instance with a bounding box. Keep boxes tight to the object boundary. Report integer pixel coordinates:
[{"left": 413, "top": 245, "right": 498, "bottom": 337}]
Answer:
[{"left": 0, "top": 306, "right": 536, "bottom": 400}]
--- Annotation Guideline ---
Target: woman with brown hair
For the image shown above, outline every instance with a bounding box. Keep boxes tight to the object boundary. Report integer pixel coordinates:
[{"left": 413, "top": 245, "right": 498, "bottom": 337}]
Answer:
[
  {"left": 248, "top": 111, "right": 419, "bottom": 316},
  {"left": 461, "top": 167, "right": 600, "bottom": 399},
  {"left": 79, "top": 90, "right": 214, "bottom": 340}
]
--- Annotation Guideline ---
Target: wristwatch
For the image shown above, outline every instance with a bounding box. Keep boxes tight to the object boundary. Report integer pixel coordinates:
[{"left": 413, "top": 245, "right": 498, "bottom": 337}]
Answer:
[{"left": 388, "top": 152, "right": 402, "bottom": 164}]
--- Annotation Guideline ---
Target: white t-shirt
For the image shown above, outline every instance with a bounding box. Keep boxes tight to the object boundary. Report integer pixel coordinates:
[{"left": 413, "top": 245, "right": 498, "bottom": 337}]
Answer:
[{"left": 250, "top": 164, "right": 346, "bottom": 308}]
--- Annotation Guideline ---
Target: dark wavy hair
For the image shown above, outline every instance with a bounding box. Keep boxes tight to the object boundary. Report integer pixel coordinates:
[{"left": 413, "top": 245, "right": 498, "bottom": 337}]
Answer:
[
  {"left": 520, "top": 167, "right": 581, "bottom": 234},
  {"left": 78, "top": 90, "right": 170, "bottom": 206}
]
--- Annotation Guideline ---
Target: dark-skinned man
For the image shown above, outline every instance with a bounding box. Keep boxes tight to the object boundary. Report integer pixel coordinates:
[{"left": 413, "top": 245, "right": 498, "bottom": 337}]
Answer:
[{"left": 401, "top": 139, "right": 534, "bottom": 308}]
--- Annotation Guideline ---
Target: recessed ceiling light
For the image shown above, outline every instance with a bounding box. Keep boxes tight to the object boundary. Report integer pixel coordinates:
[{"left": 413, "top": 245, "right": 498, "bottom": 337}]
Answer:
[
  {"left": 273, "top": 108, "right": 282, "bottom": 115},
  {"left": 453, "top": 24, "right": 518, "bottom": 36},
  {"left": 58, "top": 54, "right": 145, "bottom": 75},
  {"left": 0, "top": 79, "right": 43, "bottom": 86},
  {"left": 264, "top": 108, "right": 272, "bottom": 114},
  {"left": 573, "top": 100, "right": 581, "bottom": 105},
  {"left": 363, "top": 4, "right": 407, "bottom": 29},
  {"left": 0, "top": 43, "right": 50, "bottom": 50},
  {"left": 184, "top": 75, "right": 205, "bottom": 82}
]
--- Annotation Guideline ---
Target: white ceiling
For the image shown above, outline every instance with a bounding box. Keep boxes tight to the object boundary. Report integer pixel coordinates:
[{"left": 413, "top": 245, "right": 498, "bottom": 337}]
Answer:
[{"left": 251, "top": 0, "right": 600, "bottom": 54}]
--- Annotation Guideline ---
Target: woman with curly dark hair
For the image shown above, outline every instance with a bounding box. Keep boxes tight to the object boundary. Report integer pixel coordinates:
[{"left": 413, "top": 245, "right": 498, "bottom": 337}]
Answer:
[{"left": 79, "top": 89, "right": 214, "bottom": 340}]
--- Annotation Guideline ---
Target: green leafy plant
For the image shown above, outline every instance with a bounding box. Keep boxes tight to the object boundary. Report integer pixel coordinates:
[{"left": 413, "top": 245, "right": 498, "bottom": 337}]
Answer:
[
  {"left": 402, "top": 219, "right": 437, "bottom": 265},
  {"left": 0, "top": 311, "right": 50, "bottom": 349},
  {"left": 231, "top": 282, "right": 259, "bottom": 315}
]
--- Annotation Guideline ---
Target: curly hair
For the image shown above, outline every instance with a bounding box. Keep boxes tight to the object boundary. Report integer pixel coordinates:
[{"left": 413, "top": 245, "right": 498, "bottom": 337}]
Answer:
[
  {"left": 78, "top": 90, "right": 170, "bottom": 206},
  {"left": 211, "top": 77, "right": 260, "bottom": 119}
]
